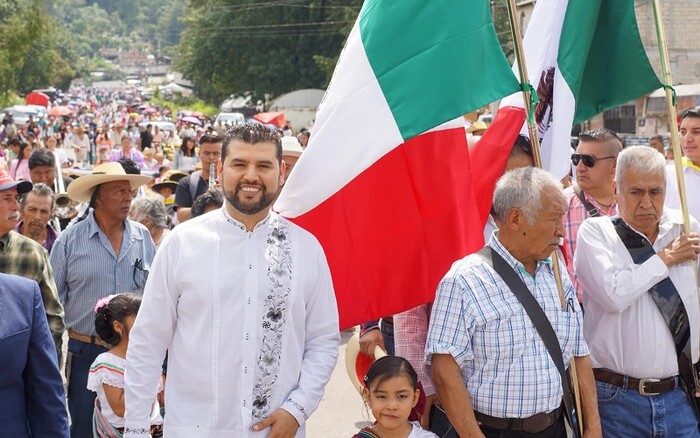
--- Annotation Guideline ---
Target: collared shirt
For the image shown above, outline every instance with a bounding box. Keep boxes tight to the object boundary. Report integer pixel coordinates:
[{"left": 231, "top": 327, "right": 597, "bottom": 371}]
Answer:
[
  {"left": 395, "top": 304, "right": 435, "bottom": 397},
  {"left": 425, "top": 234, "right": 587, "bottom": 418},
  {"left": 15, "top": 221, "right": 59, "bottom": 254},
  {"left": 0, "top": 231, "right": 64, "bottom": 347},
  {"left": 50, "top": 210, "right": 156, "bottom": 336},
  {"left": 563, "top": 186, "right": 617, "bottom": 302},
  {"left": 574, "top": 210, "right": 700, "bottom": 379},
  {"left": 124, "top": 209, "right": 340, "bottom": 438},
  {"left": 666, "top": 161, "right": 700, "bottom": 225}
]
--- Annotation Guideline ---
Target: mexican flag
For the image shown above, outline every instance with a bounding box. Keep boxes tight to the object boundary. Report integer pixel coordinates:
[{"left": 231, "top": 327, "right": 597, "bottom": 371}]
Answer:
[
  {"left": 275, "top": 0, "right": 520, "bottom": 329},
  {"left": 500, "top": 0, "right": 661, "bottom": 179}
]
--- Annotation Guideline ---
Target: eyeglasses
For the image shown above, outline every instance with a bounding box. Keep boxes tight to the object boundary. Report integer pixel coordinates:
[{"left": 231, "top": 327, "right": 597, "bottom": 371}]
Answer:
[{"left": 571, "top": 153, "right": 615, "bottom": 167}]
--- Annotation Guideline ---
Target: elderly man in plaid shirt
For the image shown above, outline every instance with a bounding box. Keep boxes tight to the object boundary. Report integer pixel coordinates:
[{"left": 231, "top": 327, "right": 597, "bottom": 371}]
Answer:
[
  {"left": 426, "top": 167, "right": 601, "bottom": 438},
  {"left": 0, "top": 167, "right": 64, "bottom": 362}
]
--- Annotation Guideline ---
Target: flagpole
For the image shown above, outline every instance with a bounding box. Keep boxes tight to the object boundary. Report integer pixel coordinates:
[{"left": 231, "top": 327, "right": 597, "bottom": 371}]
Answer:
[
  {"left": 651, "top": 0, "right": 700, "bottom": 391},
  {"left": 504, "top": 0, "right": 584, "bottom": 435}
]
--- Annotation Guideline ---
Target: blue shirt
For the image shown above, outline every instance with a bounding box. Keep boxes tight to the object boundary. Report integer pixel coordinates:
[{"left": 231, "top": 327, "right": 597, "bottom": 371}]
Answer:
[
  {"left": 50, "top": 210, "right": 156, "bottom": 335},
  {"left": 425, "top": 234, "right": 588, "bottom": 418}
]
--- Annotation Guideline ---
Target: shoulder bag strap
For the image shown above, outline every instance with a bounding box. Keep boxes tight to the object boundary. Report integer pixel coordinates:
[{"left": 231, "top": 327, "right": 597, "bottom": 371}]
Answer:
[
  {"left": 573, "top": 184, "right": 600, "bottom": 218},
  {"left": 189, "top": 171, "right": 202, "bottom": 202},
  {"left": 476, "top": 246, "right": 578, "bottom": 437},
  {"left": 612, "top": 217, "right": 699, "bottom": 420}
]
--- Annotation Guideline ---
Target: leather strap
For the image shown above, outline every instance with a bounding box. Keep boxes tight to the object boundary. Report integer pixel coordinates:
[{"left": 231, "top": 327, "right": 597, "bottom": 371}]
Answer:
[
  {"left": 573, "top": 184, "right": 600, "bottom": 218},
  {"left": 612, "top": 217, "right": 699, "bottom": 418},
  {"left": 476, "top": 246, "right": 579, "bottom": 438},
  {"left": 475, "top": 406, "right": 562, "bottom": 433}
]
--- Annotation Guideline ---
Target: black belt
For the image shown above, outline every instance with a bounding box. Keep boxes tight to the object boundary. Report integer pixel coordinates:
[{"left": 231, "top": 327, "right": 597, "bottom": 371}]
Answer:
[
  {"left": 475, "top": 406, "right": 562, "bottom": 434},
  {"left": 594, "top": 368, "right": 679, "bottom": 396}
]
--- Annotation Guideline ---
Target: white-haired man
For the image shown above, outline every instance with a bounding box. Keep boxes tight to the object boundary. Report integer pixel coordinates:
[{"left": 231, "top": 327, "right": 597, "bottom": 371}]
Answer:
[
  {"left": 426, "top": 167, "right": 600, "bottom": 438},
  {"left": 575, "top": 146, "right": 700, "bottom": 437}
]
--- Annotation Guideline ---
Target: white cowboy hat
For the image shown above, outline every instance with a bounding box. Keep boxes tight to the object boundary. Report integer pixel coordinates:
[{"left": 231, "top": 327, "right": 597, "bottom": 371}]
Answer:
[
  {"left": 281, "top": 136, "right": 304, "bottom": 158},
  {"left": 67, "top": 162, "right": 152, "bottom": 203},
  {"left": 344, "top": 332, "right": 388, "bottom": 394}
]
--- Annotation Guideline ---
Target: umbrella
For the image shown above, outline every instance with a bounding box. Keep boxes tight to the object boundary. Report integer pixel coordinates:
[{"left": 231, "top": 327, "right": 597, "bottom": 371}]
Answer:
[
  {"left": 182, "top": 116, "right": 203, "bottom": 126},
  {"left": 191, "top": 111, "right": 205, "bottom": 119},
  {"left": 143, "top": 107, "right": 158, "bottom": 114},
  {"left": 25, "top": 92, "right": 49, "bottom": 107},
  {"left": 48, "top": 106, "right": 73, "bottom": 117}
]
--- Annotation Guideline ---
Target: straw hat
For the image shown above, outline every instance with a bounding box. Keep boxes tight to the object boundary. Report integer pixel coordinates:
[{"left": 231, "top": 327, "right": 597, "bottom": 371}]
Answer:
[
  {"left": 164, "top": 170, "right": 189, "bottom": 182},
  {"left": 67, "top": 162, "right": 152, "bottom": 203},
  {"left": 465, "top": 120, "right": 488, "bottom": 134},
  {"left": 281, "top": 136, "right": 303, "bottom": 158},
  {"left": 152, "top": 180, "right": 178, "bottom": 193}
]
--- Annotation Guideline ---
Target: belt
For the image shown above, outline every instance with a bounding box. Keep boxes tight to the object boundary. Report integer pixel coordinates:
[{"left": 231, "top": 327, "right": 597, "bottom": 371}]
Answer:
[
  {"left": 475, "top": 406, "right": 562, "bottom": 434},
  {"left": 593, "top": 368, "right": 679, "bottom": 396},
  {"left": 68, "top": 329, "right": 111, "bottom": 348},
  {"left": 117, "top": 424, "right": 163, "bottom": 436}
]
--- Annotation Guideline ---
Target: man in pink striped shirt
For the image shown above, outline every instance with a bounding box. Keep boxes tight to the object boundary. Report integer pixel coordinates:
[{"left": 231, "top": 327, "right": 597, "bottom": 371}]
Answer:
[{"left": 564, "top": 129, "right": 622, "bottom": 303}]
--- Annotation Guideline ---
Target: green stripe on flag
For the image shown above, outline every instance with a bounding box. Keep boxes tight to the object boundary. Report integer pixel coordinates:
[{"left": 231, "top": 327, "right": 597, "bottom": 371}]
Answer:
[
  {"left": 359, "top": 0, "right": 519, "bottom": 141},
  {"left": 558, "top": 0, "right": 661, "bottom": 124}
]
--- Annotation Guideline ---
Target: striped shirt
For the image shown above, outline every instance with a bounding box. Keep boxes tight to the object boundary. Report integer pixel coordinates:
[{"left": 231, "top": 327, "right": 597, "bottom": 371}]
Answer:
[
  {"left": 563, "top": 186, "right": 616, "bottom": 302},
  {"left": 50, "top": 211, "right": 156, "bottom": 335},
  {"left": 425, "top": 234, "right": 588, "bottom": 418},
  {"left": 0, "top": 230, "right": 64, "bottom": 348}
]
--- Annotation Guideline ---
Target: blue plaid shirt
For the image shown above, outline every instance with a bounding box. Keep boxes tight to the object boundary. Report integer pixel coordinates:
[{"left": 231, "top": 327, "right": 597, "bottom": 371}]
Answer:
[{"left": 425, "top": 234, "right": 588, "bottom": 418}]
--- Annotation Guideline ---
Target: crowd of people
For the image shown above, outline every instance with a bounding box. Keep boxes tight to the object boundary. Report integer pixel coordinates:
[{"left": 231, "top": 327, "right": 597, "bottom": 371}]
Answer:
[{"left": 1, "top": 84, "right": 700, "bottom": 438}]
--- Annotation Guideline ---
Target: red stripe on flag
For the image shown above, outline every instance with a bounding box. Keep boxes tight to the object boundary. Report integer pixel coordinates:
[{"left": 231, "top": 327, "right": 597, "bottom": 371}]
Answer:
[
  {"left": 289, "top": 127, "right": 484, "bottom": 329},
  {"left": 469, "top": 106, "right": 527, "bottom": 228}
]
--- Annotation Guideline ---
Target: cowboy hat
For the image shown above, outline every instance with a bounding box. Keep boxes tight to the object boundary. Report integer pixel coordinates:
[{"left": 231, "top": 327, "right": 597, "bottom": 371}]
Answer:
[
  {"left": 465, "top": 120, "right": 488, "bottom": 134},
  {"left": 0, "top": 167, "right": 32, "bottom": 194},
  {"left": 67, "top": 162, "right": 152, "bottom": 203},
  {"left": 164, "top": 170, "right": 189, "bottom": 182},
  {"left": 152, "top": 180, "right": 178, "bottom": 193},
  {"left": 344, "top": 332, "right": 388, "bottom": 394},
  {"left": 281, "top": 136, "right": 303, "bottom": 158}
]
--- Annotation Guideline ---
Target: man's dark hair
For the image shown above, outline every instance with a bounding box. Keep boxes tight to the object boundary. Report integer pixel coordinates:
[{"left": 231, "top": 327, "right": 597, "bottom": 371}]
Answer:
[
  {"left": 680, "top": 107, "right": 700, "bottom": 121},
  {"left": 578, "top": 128, "right": 623, "bottom": 154},
  {"left": 199, "top": 133, "right": 223, "bottom": 145},
  {"left": 20, "top": 183, "right": 55, "bottom": 211},
  {"left": 118, "top": 158, "right": 141, "bottom": 175},
  {"left": 28, "top": 148, "right": 56, "bottom": 170},
  {"left": 8, "top": 137, "right": 21, "bottom": 147},
  {"left": 222, "top": 124, "right": 282, "bottom": 163},
  {"left": 191, "top": 188, "right": 224, "bottom": 218},
  {"left": 146, "top": 124, "right": 152, "bottom": 129},
  {"left": 650, "top": 134, "right": 664, "bottom": 143},
  {"left": 510, "top": 134, "right": 532, "bottom": 160}
]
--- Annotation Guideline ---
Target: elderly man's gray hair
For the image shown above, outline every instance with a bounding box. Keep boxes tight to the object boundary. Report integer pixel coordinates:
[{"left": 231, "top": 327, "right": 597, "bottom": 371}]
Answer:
[
  {"left": 20, "top": 183, "right": 55, "bottom": 211},
  {"left": 493, "top": 167, "right": 563, "bottom": 224},
  {"left": 615, "top": 145, "right": 666, "bottom": 186},
  {"left": 129, "top": 196, "right": 170, "bottom": 229}
]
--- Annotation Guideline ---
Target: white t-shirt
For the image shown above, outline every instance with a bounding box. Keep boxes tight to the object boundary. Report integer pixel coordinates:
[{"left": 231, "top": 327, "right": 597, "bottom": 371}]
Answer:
[
  {"left": 88, "top": 351, "right": 162, "bottom": 428},
  {"left": 408, "top": 421, "right": 439, "bottom": 437}
]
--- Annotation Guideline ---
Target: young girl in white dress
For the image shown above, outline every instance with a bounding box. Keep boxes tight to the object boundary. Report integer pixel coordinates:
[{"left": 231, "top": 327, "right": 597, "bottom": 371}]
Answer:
[
  {"left": 355, "top": 356, "right": 438, "bottom": 438},
  {"left": 88, "top": 293, "right": 163, "bottom": 437}
]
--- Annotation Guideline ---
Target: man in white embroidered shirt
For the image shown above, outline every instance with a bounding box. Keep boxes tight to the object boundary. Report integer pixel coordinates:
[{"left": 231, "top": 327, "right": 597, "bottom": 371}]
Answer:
[
  {"left": 574, "top": 146, "right": 700, "bottom": 437},
  {"left": 425, "top": 167, "right": 601, "bottom": 438},
  {"left": 124, "top": 124, "right": 340, "bottom": 437}
]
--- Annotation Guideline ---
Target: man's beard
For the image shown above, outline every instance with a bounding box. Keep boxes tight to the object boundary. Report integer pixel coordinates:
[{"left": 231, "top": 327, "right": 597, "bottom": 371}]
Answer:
[{"left": 225, "top": 183, "right": 277, "bottom": 215}]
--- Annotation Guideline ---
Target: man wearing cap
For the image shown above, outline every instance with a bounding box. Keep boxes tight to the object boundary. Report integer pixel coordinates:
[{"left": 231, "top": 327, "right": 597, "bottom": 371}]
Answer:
[
  {"left": 0, "top": 168, "right": 64, "bottom": 360},
  {"left": 174, "top": 133, "right": 222, "bottom": 222},
  {"left": 281, "top": 136, "right": 303, "bottom": 178},
  {"left": 50, "top": 162, "right": 156, "bottom": 438}
]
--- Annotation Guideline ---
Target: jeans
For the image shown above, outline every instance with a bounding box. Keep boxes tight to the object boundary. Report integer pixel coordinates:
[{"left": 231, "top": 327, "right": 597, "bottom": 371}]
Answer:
[
  {"left": 380, "top": 318, "right": 395, "bottom": 356},
  {"left": 596, "top": 379, "right": 700, "bottom": 437},
  {"left": 479, "top": 415, "right": 566, "bottom": 438},
  {"left": 67, "top": 339, "right": 108, "bottom": 438}
]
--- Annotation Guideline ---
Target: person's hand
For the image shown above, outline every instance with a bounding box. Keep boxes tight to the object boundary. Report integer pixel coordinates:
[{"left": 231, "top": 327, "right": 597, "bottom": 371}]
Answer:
[
  {"left": 359, "top": 329, "right": 385, "bottom": 357},
  {"left": 420, "top": 394, "right": 439, "bottom": 429},
  {"left": 657, "top": 233, "right": 700, "bottom": 267},
  {"left": 252, "top": 409, "right": 299, "bottom": 438}
]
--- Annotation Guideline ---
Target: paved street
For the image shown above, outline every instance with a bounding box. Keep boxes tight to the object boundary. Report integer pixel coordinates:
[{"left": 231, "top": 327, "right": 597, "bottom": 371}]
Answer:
[{"left": 307, "top": 328, "right": 370, "bottom": 437}]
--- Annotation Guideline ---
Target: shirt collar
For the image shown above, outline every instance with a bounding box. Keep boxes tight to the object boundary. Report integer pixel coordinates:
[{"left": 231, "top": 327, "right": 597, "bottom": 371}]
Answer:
[
  {"left": 488, "top": 232, "right": 552, "bottom": 274},
  {"left": 0, "top": 231, "right": 11, "bottom": 254},
  {"left": 86, "top": 209, "right": 137, "bottom": 241},
  {"left": 682, "top": 157, "right": 700, "bottom": 172},
  {"left": 222, "top": 207, "right": 273, "bottom": 233}
]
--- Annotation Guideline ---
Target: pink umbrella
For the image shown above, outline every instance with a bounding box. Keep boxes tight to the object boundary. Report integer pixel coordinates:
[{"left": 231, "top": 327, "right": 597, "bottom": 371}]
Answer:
[
  {"left": 143, "top": 107, "right": 158, "bottom": 114},
  {"left": 48, "top": 106, "right": 74, "bottom": 117}
]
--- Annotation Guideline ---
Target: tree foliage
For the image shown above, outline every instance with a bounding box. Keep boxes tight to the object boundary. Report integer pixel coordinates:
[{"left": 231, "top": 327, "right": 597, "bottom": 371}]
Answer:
[{"left": 176, "top": 0, "right": 362, "bottom": 104}]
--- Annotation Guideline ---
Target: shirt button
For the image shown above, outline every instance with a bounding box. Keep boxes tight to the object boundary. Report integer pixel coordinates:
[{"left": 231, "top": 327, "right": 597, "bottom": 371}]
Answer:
[
  {"left": 247, "top": 298, "right": 251, "bottom": 304},
  {"left": 249, "top": 264, "right": 252, "bottom": 269},
  {"left": 246, "top": 333, "right": 249, "bottom": 341}
]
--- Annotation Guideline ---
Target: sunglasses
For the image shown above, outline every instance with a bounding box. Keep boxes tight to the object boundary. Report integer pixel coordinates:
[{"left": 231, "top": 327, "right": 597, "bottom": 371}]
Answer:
[{"left": 571, "top": 153, "right": 615, "bottom": 167}]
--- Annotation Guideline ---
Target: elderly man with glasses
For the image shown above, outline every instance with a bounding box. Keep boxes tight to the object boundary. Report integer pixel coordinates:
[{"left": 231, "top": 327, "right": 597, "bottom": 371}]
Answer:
[{"left": 563, "top": 128, "right": 623, "bottom": 305}]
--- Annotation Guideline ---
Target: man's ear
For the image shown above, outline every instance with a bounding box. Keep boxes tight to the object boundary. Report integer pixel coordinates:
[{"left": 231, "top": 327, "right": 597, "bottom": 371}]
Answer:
[
  {"left": 279, "top": 160, "right": 287, "bottom": 186},
  {"left": 505, "top": 207, "right": 524, "bottom": 231}
]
